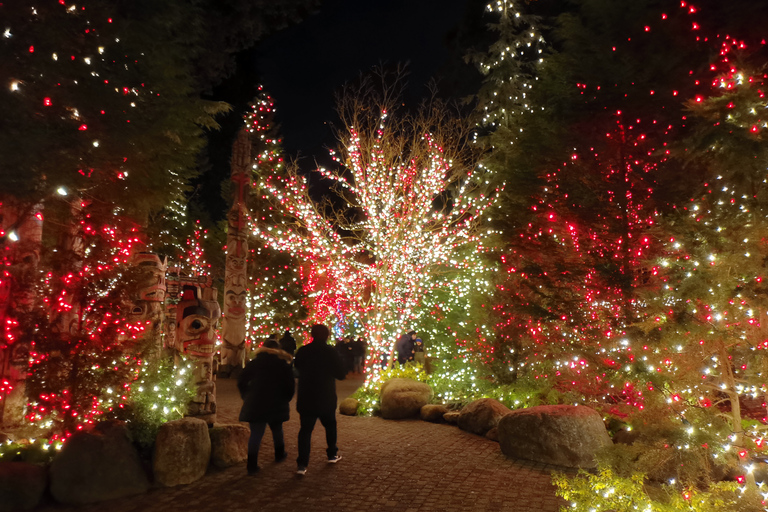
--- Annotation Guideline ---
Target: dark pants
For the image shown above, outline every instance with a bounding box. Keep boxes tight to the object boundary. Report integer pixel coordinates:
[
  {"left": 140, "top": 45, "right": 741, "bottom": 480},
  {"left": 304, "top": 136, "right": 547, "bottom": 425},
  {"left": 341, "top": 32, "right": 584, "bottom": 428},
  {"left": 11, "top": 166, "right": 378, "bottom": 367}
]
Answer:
[
  {"left": 297, "top": 411, "right": 337, "bottom": 467},
  {"left": 248, "top": 420, "right": 285, "bottom": 465}
]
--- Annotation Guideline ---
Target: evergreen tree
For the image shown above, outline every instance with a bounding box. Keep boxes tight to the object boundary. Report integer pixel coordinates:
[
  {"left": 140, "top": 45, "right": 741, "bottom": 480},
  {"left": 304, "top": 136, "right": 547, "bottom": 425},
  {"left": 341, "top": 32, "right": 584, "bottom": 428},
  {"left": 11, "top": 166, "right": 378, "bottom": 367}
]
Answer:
[
  {"left": 0, "top": 0, "right": 224, "bottom": 432},
  {"left": 634, "top": 34, "right": 768, "bottom": 501},
  {"left": 243, "top": 89, "right": 307, "bottom": 345},
  {"left": 478, "top": 0, "right": 711, "bottom": 393}
]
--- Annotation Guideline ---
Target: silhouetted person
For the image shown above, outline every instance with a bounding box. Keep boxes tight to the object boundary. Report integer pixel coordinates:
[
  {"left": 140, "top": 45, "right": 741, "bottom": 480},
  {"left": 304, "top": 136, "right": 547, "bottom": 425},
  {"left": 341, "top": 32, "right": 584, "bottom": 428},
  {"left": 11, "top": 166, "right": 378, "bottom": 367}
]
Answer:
[
  {"left": 294, "top": 323, "right": 346, "bottom": 475},
  {"left": 279, "top": 329, "right": 297, "bottom": 355},
  {"left": 395, "top": 330, "right": 416, "bottom": 366},
  {"left": 237, "top": 339, "right": 295, "bottom": 474}
]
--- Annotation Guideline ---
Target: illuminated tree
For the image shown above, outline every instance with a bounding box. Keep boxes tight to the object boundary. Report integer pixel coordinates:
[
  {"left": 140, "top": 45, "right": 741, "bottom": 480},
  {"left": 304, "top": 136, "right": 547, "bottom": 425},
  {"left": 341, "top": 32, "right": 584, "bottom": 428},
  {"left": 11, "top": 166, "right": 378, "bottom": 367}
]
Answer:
[
  {"left": 243, "top": 90, "right": 307, "bottom": 344},
  {"left": 527, "top": 1, "right": 768, "bottom": 508},
  {"left": 0, "top": 0, "right": 224, "bottom": 431},
  {"left": 255, "top": 71, "right": 498, "bottom": 371},
  {"left": 477, "top": 0, "right": 708, "bottom": 393},
  {"left": 636, "top": 38, "right": 768, "bottom": 501}
]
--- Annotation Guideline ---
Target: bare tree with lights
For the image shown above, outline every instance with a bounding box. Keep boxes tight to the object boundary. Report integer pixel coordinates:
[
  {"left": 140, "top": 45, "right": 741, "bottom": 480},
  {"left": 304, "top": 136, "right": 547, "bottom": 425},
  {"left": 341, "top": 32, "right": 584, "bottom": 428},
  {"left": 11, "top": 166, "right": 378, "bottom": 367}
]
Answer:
[{"left": 255, "top": 71, "right": 498, "bottom": 373}]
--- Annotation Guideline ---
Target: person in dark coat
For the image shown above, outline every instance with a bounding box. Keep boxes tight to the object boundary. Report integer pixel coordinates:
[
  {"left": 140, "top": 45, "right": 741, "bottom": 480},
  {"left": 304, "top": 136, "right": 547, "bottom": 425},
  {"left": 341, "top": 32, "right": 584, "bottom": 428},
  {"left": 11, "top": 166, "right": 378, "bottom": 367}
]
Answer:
[
  {"left": 279, "top": 329, "right": 297, "bottom": 355},
  {"left": 237, "top": 339, "right": 295, "bottom": 474},
  {"left": 294, "top": 323, "right": 346, "bottom": 475},
  {"left": 395, "top": 330, "right": 416, "bottom": 366},
  {"left": 350, "top": 337, "right": 366, "bottom": 374}
]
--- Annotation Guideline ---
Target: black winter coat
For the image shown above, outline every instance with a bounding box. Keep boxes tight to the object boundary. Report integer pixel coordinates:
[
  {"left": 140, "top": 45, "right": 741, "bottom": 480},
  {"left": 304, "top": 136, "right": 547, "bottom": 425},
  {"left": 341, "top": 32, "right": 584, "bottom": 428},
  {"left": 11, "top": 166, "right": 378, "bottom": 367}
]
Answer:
[
  {"left": 279, "top": 333, "right": 297, "bottom": 355},
  {"left": 238, "top": 347, "right": 295, "bottom": 423},
  {"left": 294, "top": 338, "right": 346, "bottom": 415}
]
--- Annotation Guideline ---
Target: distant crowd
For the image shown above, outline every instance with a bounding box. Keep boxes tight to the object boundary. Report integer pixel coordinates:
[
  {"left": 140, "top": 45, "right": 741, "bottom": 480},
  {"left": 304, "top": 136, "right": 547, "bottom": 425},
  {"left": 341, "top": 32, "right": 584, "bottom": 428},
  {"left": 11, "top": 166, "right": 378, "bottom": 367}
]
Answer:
[{"left": 256, "top": 328, "right": 424, "bottom": 375}]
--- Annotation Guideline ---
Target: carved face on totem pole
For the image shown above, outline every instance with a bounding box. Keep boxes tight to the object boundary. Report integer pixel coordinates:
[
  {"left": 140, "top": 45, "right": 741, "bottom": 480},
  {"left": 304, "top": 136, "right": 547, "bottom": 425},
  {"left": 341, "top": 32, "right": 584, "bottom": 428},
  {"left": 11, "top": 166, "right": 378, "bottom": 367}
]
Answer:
[
  {"left": 224, "top": 257, "right": 247, "bottom": 290},
  {"left": 133, "top": 252, "right": 167, "bottom": 303},
  {"left": 177, "top": 286, "right": 220, "bottom": 358},
  {"left": 177, "top": 285, "right": 220, "bottom": 423},
  {"left": 222, "top": 288, "right": 247, "bottom": 364},
  {"left": 121, "top": 253, "right": 167, "bottom": 347},
  {"left": 223, "top": 289, "right": 246, "bottom": 323}
]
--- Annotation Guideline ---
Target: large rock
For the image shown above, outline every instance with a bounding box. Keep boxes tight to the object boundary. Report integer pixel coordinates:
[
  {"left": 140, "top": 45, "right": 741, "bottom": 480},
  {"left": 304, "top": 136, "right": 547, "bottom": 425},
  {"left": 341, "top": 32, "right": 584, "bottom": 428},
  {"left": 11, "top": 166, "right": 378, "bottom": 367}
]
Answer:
[
  {"left": 0, "top": 462, "right": 47, "bottom": 511},
  {"left": 458, "top": 398, "right": 511, "bottom": 436},
  {"left": 420, "top": 404, "right": 449, "bottom": 423},
  {"left": 209, "top": 424, "right": 249, "bottom": 468},
  {"left": 498, "top": 405, "right": 612, "bottom": 468},
  {"left": 443, "top": 411, "right": 460, "bottom": 424},
  {"left": 338, "top": 397, "right": 359, "bottom": 416},
  {"left": 380, "top": 378, "right": 432, "bottom": 419},
  {"left": 485, "top": 426, "right": 499, "bottom": 442},
  {"left": 153, "top": 417, "right": 211, "bottom": 486},
  {"left": 49, "top": 420, "right": 149, "bottom": 504}
]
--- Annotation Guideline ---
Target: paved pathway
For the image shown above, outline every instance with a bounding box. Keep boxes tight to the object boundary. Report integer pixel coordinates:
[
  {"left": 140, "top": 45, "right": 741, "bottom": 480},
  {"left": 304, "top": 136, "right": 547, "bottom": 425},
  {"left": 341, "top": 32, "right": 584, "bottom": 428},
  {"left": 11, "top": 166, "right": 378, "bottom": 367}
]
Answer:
[{"left": 39, "top": 376, "right": 569, "bottom": 512}]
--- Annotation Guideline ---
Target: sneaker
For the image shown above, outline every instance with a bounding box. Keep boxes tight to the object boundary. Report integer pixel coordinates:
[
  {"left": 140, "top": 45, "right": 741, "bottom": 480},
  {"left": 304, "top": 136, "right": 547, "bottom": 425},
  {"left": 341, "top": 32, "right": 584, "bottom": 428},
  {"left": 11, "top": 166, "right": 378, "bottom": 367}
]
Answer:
[
  {"left": 275, "top": 451, "right": 288, "bottom": 463},
  {"left": 327, "top": 455, "right": 342, "bottom": 464},
  {"left": 296, "top": 466, "right": 307, "bottom": 476}
]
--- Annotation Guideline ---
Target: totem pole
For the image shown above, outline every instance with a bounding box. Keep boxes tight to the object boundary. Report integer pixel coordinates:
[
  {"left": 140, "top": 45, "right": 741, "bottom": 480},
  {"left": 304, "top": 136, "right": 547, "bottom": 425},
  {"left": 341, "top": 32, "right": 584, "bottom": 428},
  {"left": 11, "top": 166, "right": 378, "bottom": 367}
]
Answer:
[
  {"left": 175, "top": 280, "right": 220, "bottom": 425},
  {"left": 220, "top": 127, "right": 251, "bottom": 375},
  {"left": 0, "top": 201, "right": 42, "bottom": 427},
  {"left": 124, "top": 252, "right": 167, "bottom": 356}
]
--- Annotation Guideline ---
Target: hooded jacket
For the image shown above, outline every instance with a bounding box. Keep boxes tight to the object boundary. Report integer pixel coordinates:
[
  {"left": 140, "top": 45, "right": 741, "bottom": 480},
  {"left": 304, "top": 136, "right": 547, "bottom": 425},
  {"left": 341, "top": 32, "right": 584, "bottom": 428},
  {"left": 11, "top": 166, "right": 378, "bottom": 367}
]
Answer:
[{"left": 237, "top": 346, "right": 295, "bottom": 423}]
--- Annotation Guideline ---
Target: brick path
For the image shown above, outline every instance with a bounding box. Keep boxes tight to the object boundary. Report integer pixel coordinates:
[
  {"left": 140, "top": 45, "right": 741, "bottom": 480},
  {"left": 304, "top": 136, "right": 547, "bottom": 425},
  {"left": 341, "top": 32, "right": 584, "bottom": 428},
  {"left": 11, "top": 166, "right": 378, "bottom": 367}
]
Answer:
[{"left": 39, "top": 376, "right": 569, "bottom": 512}]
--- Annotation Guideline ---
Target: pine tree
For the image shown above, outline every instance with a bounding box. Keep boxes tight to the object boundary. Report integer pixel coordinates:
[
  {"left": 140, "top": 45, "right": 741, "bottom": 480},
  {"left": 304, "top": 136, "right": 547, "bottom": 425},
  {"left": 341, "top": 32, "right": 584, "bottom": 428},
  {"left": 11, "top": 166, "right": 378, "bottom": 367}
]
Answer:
[
  {"left": 0, "top": 0, "right": 225, "bottom": 431},
  {"left": 636, "top": 33, "right": 768, "bottom": 501},
  {"left": 479, "top": 0, "right": 711, "bottom": 395},
  {"left": 243, "top": 89, "right": 307, "bottom": 346}
]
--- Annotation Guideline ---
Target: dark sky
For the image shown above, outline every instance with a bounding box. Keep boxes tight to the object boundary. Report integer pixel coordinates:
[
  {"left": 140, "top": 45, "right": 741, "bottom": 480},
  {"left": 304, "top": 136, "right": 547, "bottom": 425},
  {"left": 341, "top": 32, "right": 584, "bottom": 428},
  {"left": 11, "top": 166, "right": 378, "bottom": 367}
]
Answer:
[
  {"left": 201, "top": 0, "right": 487, "bottom": 219},
  {"left": 250, "top": 0, "right": 482, "bottom": 163}
]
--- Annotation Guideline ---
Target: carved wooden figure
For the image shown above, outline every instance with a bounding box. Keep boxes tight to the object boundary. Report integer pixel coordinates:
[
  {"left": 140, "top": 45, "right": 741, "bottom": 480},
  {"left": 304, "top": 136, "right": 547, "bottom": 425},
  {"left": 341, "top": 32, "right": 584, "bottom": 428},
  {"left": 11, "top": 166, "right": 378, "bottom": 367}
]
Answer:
[
  {"left": 0, "top": 201, "right": 42, "bottom": 427},
  {"left": 221, "top": 127, "right": 251, "bottom": 372},
  {"left": 176, "top": 283, "right": 220, "bottom": 425}
]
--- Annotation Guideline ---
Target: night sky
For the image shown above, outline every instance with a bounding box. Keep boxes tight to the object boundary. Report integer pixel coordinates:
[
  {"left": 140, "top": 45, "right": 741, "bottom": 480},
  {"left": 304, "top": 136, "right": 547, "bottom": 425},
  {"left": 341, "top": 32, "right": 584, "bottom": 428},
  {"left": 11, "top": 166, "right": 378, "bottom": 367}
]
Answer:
[
  {"left": 253, "top": 0, "right": 481, "bottom": 159},
  {"left": 202, "top": 0, "right": 486, "bottom": 219}
]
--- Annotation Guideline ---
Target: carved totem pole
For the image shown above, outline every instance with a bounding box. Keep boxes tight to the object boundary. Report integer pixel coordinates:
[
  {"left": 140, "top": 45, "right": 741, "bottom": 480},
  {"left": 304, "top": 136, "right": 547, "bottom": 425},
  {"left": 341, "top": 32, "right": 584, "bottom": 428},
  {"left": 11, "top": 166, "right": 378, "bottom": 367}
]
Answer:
[
  {"left": 124, "top": 251, "right": 167, "bottom": 356},
  {"left": 164, "top": 268, "right": 220, "bottom": 424},
  {"left": 220, "top": 127, "right": 251, "bottom": 374},
  {"left": 0, "top": 201, "right": 42, "bottom": 427},
  {"left": 177, "top": 280, "right": 220, "bottom": 424}
]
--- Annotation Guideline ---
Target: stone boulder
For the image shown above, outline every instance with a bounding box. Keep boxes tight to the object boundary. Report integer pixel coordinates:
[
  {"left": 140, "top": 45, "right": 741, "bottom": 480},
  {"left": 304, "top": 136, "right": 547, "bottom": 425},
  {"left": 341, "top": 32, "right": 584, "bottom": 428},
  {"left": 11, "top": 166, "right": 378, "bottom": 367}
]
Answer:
[
  {"left": 485, "top": 426, "right": 499, "bottom": 442},
  {"left": 443, "top": 411, "right": 460, "bottom": 424},
  {"left": 420, "top": 404, "right": 449, "bottom": 423},
  {"left": 498, "top": 405, "right": 612, "bottom": 468},
  {"left": 380, "top": 378, "right": 432, "bottom": 420},
  {"left": 49, "top": 420, "right": 149, "bottom": 504},
  {"left": 0, "top": 462, "right": 47, "bottom": 511},
  {"left": 209, "top": 424, "right": 249, "bottom": 468},
  {"left": 153, "top": 417, "right": 211, "bottom": 486},
  {"left": 339, "top": 398, "right": 359, "bottom": 416},
  {"left": 458, "top": 398, "right": 511, "bottom": 436}
]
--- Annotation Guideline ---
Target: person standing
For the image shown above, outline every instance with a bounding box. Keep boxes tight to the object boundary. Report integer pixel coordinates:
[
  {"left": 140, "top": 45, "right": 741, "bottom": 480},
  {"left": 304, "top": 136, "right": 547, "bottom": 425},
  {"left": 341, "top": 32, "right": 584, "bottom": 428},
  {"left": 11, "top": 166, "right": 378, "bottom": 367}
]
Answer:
[
  {"left": 294, "top": 323, "right": 347, "bottom": 475},
  {"left": 395, "top": 330, "right": 416, "bottom": 366},
  {"left": 237, "top": 338, "right": 295, "bottom": 475},
  {"left": 413, "top": 337, "right": 425, "bottom": 366},
  {"left": 279, "top": 329, "right": 297, "bottom": 355},
  {"left": 351, "top": 336, "right": 366, "bottom": 374}
]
